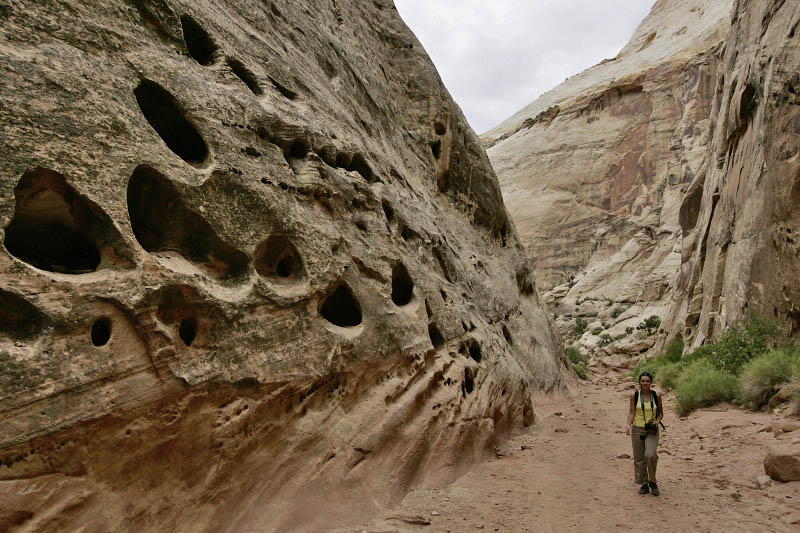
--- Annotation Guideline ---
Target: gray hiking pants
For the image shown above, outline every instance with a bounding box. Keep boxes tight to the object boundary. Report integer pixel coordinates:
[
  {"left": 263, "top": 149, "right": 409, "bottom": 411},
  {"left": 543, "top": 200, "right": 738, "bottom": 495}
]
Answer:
[{"left": 631, "top": 426, "right": 658, "bottom": 484}]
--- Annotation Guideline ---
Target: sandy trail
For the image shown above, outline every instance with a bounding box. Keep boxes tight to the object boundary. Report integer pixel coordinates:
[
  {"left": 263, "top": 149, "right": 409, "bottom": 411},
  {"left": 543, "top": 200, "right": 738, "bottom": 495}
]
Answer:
[{"left": 340, "top": 376, "right": 800, "bottom": 532}]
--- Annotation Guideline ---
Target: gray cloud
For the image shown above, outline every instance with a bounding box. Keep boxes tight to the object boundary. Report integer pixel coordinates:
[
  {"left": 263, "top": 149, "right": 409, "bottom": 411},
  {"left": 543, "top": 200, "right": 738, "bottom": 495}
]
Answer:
[{"left": 394, "top": 0, "right": 658, "bottom": 133}]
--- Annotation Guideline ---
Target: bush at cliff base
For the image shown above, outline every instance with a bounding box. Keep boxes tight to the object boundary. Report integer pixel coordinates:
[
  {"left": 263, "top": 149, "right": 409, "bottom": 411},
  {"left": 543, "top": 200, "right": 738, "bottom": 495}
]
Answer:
[
  {"left": 632, "top": 315, "right": 800, "bottom": 414},
  {"left": 674, "top": 359, "right": 740, "bottom": 415}
]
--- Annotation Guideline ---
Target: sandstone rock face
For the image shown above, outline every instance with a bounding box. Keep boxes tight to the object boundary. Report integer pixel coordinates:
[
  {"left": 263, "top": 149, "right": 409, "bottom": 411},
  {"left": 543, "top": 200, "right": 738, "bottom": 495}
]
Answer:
[
  {"left": 482, "top": 0, "right": 732, "bottom": 364},
  {"left": 665, "top": 0, "right": 800, "bottom": 348},
  {"left": 0, "top": 1, "right": 564, "bottom": 531}
]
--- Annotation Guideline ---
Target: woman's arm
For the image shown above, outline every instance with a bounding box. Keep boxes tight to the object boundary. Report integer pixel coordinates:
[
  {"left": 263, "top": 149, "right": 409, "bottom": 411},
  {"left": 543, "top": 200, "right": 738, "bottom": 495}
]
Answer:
[
  {"left": 656, "top": 393, "right": 664, "bottom": 424},
  {"left": 625, "top": 392, "right": 635, "bottom": 435}
]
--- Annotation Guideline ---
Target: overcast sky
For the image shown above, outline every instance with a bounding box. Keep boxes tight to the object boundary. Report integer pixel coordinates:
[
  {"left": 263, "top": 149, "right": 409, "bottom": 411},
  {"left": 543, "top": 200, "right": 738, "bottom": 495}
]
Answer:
[{"left": 394, "top": 0, "right": 658, "bottom": 133}]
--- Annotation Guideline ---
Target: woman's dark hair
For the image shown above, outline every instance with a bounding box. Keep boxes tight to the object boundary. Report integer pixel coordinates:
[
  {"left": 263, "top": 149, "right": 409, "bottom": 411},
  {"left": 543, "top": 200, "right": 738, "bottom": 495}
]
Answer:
[{"left": 638, "top": 372, "right": 653, "bottom": 382}]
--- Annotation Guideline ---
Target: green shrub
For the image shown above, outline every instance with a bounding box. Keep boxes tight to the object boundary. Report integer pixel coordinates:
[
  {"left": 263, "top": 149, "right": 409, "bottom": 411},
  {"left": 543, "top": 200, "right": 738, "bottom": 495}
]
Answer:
[
  {"left": 674, "top": 359, "right": 739, "bottom": 415},
  {"left": 658, "top": 361, "right": 685, "bottom": 390},
  {"left": 625, "top": 326, "right": 634, "bottom": 335},
  {"left": 614, "top": 333, "right": 628, "bottom": 341},
  {"left": 553, "top": 313, "right": 559, "bottom": 319},
  {"left": 663, "top": 337, "right": 684, "bottom": 363},
  {"left": 574, "top": 317, "right": 588, "bottom": 336},
  {"left": 637, "top": 315, "right": 661, "bottom": 336},
  {"left": 611, "top": 306, "right": 626, "bottom": 319},
  {"left": 739, "top": 347, "right": 799, "bottom": 407},
  {"left": 606, "top": 298, "right": 614, "bottom": 307},
  {"left": 706, "top": 314, "right": 784, "bottom": 374},
  {"left": 565, "top": 346, "right": 584, "bottom": 365},
  {"left": 572, "top": 360, "right": 588, "bottom": 380},
  {"left": 598, "top": 334, "right": 612, "bottom": 347},
  {"left": 591, "top": 327, "right": 603, "bottom": 335}
]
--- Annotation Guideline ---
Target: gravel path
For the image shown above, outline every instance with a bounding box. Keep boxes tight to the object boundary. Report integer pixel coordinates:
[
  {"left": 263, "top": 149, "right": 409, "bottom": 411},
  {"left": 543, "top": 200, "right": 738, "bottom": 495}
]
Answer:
[{"left": 340, "top": 376, "right": 800, "bottom": 532}]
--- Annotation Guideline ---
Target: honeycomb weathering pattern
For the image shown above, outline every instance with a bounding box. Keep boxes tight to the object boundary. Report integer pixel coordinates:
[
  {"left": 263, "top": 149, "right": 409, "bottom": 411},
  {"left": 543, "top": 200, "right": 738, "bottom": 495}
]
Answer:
[{"left": 0, "top": 1, "right": 565, "bottom": 530}]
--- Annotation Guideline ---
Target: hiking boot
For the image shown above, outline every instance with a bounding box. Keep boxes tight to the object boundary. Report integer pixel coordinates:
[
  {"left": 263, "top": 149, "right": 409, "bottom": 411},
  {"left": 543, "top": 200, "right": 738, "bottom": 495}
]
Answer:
[
  {"left": 638, "top": 483, "right": 649, "bottom": 494},
  {"left": 649, "top": 482, "right": 659, "bottom": 496}
]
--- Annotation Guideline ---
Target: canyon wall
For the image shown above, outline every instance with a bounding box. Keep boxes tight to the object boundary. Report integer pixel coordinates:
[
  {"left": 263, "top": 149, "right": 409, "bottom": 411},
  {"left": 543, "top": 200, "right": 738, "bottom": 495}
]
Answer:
[
  {"left": 483, "top": 0, "right": 733, "bottom": 367},
  {"left": 0, "top": 1, "right": 565, "bottom": 531},
  {"left": 666, "top": 0, "right": 800, "bottom": 348}
]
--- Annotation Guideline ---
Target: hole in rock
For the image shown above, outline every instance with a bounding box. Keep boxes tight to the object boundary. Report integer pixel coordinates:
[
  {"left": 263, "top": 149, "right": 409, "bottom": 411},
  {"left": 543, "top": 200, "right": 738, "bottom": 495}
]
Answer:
[
  {"left": 428, "top": 323, "right": 445, "bottom": 350},
  {"left": 91, "top": 317, "right": 111, "bottom": 347},
  {"left": 127, "top": 165, "right": 248, "bottom": 279},
  {"left": 254, "top": 235, "right": 303, "bottom": 280},
  {"left": 739, "top": 83, "right": 757, "bottom": 121},
  {"left": 401, "top": 224, "right": 419, "bottom": 242},
  {"left": 4, "top": 168, "right": 106, "bottom": 273},
  {"left": 391, "top": 263, "right": 414, "bottom": 306},
  {"left": 0, "top": 289, "right": 45, "bottom": 339},
  {"left": 348, "top": 153, "right": 375, "bottom": 182},
  {"left": 227, "top": 58, "right": 262, "bottom": 95},
  {"left": 181, "top": 15, "right": 217, "bottom": 65},
  {"left": 134, "top": 80, "right": 209, "bottom": 166},
  {"left": 467, "top": 339, "right": 482, "bottom": 362},
  {"left": 179, "top": 317, "right": 197, "bottom": 346},
  {"left": 335, "top": 152, "right": 352, "bottom": 168},
  {"left": 286, "top": 139, "right": 308, "bottom": 160},
  {"left": 463, "top": 367, "right": 475, "bottom": 394},
  {"left": 269, "top": 76, "right": 298, "bottom": 100},
  {"left": 502, "top": 324, "right": 513, "bottom": 345},
  {"left": 382, "top": 200, "right": 394, "bottom": 222},
  {"left": 320, "top": 283, "right": 362, "bottom": 327},
  {"left": 434, "top": 121, "right": 447, "bottom": 135},
  {"left": 430, "top": 140, "right": 441, "bottom": 159}
]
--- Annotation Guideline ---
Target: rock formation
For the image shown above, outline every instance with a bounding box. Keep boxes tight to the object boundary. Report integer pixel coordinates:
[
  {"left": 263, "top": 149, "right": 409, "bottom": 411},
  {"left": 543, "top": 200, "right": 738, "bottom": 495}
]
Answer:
[
  {"left": 664, "top": 0, "right": 800, "bottom": 349},
  {"left": 482, "top": 0, "right": 733, "bottom": 367},
  {"left": 0, "top": 1, "right": 565, "bottom": 531}
]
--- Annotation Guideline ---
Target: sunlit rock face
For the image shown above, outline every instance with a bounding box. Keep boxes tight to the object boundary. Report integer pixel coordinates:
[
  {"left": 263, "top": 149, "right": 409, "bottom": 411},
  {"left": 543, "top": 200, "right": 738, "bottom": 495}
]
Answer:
[
  {"left": 665, "top": 0, "right": 800, "bottom": 348},
  {"left": 0, "top": 1, "right": 565, "bottom": 531},
  {"left": 482, "top": 0, "right": 732, "bottom": 365}
]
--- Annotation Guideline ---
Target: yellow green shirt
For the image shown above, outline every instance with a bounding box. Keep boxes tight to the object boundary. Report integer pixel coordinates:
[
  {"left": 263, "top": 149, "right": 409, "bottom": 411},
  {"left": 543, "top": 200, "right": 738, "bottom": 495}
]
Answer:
[{"left": 633, "top": 391, "right": 657, "bottom": 428}]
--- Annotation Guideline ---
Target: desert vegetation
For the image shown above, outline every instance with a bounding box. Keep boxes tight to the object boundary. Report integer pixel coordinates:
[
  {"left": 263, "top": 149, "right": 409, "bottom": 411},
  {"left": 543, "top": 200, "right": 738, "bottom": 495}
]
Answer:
[{"left": 633, "top": 315, "right": 800, "bottom": 415}]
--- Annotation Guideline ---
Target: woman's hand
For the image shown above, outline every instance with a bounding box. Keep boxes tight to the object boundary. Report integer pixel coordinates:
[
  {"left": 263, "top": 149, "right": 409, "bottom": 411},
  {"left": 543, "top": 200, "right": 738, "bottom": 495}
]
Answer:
[{"left": 625, "top": 425, "right": 631, "bottom": 436}]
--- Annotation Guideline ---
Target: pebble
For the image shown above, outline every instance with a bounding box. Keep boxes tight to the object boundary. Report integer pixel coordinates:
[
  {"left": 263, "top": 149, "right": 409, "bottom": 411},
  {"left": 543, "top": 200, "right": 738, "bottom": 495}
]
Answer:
[
  {"left": 615, "top": 453, "right": 631, "bottom": 459},
  {"left": 555, "top": 427, "right": 569, "bottom": 433}
]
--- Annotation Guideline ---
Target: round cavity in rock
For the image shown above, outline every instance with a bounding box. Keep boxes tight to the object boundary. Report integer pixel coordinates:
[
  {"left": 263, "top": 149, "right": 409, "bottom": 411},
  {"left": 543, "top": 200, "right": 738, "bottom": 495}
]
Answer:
[
  {"left": 181, "top": 15, "right": 217, "bottom": 66},
  {"left": 434, "top": 121, "right": 447, "bottom": 135},
  {"left": 4, "top": 168, "right": 102, "bottom": 273},
  {"left": 428, "top": 323, "right": 445, "bottom": 350},
  {"left": 226, "top": 57, "right": 262, "bottom": 95},
  {"left": 133, "top": 80, "right": 209, "bottom": 166},
  {"left": 179, "top": 317, "right": 197, "bottom": 346},
  {"left": 381, "top": 200, "right": 394, "bottom": 222},
  {"left": 463, "top": 367, "right": 475, "bottom": 394},
  {"left": 468, "top": 340, "right": 482, "bottom": 362},
  {"left": 502, "top": 324, "right": 513, "bottom": 345},
  {"left": 391, "top": 263, "right": 414, "bottom": 306},
  {"left": 91, "top": 317, "right": 112, "bottom": 347},
  {"left": 320, "top": 283, "right": 362, "bottom": 327},
  {"left": 254, "top": 235, "right": 303, "bottom": 280}
]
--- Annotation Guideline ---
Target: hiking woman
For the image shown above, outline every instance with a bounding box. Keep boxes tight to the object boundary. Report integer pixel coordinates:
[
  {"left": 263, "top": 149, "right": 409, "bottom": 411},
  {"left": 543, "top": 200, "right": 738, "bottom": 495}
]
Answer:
[{"left": 626, "top": 371, "right": 663, "bottom": 495}]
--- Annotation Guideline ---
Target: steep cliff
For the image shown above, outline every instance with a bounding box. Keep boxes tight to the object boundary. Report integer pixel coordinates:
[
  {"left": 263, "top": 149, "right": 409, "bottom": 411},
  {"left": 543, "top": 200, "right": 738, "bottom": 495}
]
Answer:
[
  {"left": 482, "top": 0, "right": 732, "bottom": 367},
  {"left": 0, "top": 1, "right": 565, "bottom": 531},
  {"left": 666, "top": 0, "right": 800, "bottom": 348}
]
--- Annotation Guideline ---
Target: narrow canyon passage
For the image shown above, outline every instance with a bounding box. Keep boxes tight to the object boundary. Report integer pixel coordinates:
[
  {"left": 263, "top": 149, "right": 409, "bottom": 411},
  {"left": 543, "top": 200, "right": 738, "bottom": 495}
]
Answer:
[{"left": 342, "top": 378, "right": 800, "bottom": 532}]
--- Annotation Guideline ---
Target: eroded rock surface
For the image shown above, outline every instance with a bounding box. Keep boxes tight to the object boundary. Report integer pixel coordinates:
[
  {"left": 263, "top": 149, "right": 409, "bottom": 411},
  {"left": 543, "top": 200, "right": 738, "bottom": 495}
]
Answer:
[
  {"left": 664, "top": 0, "right": 800, "bottom": 348},
  {"left": 0, "top": 1, "right": 565, "bottom": 531},
  {"left": 482, "top": 0, "right": 732, "bottom": 367}
]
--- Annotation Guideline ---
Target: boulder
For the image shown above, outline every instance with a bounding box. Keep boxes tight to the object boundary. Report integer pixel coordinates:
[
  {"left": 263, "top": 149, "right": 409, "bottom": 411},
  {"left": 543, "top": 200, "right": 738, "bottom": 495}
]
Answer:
[{"left": 764, "top": 445, "right": 800, "bottom": 482}]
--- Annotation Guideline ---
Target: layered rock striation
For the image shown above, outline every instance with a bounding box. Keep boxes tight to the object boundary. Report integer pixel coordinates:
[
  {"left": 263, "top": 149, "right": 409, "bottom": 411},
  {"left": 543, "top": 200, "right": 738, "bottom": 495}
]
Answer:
[
  {"left": 0, "top": 1, "right": 565, "bottom": 531},
  {"left": 482, "top": 0, "right": 733, "bottom": 366},
  {"left": 665, "top": 0, "right": 800, "bottom": 348}
]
